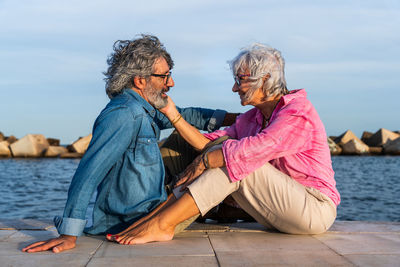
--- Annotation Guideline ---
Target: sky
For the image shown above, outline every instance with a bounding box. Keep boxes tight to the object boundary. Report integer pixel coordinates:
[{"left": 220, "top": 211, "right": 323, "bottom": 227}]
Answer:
[{"left": 0, "top": 0, "right": 399, "bottom": 144}]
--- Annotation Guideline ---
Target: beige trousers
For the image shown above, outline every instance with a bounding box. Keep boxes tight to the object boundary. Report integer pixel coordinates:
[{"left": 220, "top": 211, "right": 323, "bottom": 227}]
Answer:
[
  {"left": 160, "top": 131, "right": 229, "bottom": 234},
  {"left": 188, "top": 155, "right": 337, "bottom": 234}
]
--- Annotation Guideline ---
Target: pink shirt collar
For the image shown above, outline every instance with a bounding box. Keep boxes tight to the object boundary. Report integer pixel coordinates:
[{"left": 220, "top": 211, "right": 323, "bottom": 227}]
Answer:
[{"left": 255, "top": 89, "right": 306, "bottom": 126}]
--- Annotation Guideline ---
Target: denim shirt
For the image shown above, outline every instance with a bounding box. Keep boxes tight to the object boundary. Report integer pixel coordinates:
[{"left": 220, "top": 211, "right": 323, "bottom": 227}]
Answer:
[{"left": 54, "top": 89, "right": 226, "bottom": 236}]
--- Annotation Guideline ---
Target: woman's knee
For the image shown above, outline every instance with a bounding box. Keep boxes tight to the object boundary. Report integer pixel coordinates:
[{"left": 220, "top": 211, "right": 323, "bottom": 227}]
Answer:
[{"left": 275, "top": 212, "right": 336, "bottom": 235}]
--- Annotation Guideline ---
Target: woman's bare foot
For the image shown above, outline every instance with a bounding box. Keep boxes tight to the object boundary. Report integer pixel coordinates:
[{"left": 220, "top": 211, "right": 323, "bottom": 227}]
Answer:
[{"left": 113, "top": 216, "right": 175, "bottom": 245}]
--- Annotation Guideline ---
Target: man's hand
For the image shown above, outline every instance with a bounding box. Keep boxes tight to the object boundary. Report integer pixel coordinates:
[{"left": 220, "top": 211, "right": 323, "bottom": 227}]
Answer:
[
  {"left": 175, "top": 154, "right": 206, "bottom": 191},
  {"left": 22, "top": 235, "right": 77, "bottom": 253}
]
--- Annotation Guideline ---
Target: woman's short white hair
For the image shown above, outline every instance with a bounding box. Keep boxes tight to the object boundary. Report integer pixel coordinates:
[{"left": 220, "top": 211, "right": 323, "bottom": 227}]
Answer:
[{"left": 229, "top": 43, "right": 289, "bottom": 98}]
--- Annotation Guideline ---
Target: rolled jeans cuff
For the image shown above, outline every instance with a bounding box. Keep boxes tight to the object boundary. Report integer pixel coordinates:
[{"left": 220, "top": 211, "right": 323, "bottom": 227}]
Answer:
[
  {"left": 54, "top": 216, "right": 87, "bottom": 236},
  {"left": 207, "top": 109, "right": 226, "bottom": 132}
]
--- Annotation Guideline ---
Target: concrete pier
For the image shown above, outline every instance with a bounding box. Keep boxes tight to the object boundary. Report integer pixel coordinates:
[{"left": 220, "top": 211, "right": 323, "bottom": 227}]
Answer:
[{"left": 0, "top": 219, "right": 399, "bottom": 266}]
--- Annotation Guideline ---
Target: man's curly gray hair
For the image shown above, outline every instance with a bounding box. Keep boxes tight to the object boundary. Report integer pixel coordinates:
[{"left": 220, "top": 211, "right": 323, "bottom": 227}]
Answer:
[
  {"left": 103, "top": 34, "right": 174, "bottom": 98},
  {"left": 229, "top": 43, "right": 289, "bottom": 101}
]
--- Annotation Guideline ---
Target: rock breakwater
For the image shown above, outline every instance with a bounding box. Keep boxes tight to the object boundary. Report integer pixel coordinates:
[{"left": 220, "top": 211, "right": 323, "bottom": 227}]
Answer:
[
  {"left": 329, "top": 128, "right": 400, "bottom": 155},
  {"left": 1, "top": 128, "right": 399, "bottom": 158},
  {"left": 0, "top": 132, "right": 92, "bottom": 158}
]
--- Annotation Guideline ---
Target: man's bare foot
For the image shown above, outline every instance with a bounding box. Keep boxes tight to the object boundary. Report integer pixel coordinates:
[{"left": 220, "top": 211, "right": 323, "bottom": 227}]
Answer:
[
  {"left": 106, "top": 218, "right": 143, "bottom": 242},
  {"left": 113, "top": 216, "right": 174, "bottom": 245},
  {"left": 107, "top": 194, "right": 176, "bottom": 242}
]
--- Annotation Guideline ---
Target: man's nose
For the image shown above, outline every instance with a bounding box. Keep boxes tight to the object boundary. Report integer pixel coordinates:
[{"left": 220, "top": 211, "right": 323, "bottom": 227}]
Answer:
[{"left": 167, "top": 76, "right": 175, "bottom": 87}]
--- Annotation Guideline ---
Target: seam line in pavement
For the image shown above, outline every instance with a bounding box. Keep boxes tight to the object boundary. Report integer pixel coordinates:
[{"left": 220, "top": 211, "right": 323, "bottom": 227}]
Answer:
[
  {"left": 3, "top": 230, "right": 19, "bottom": 242},
  {"left": 84, "top": 239, "right": 104, "bottom": 267},
  {"left": 207, "top": 233, "right": 221, "bottom": 267},
  {"left": 311, "top": 235, "right": 356, "bottom": 266}
]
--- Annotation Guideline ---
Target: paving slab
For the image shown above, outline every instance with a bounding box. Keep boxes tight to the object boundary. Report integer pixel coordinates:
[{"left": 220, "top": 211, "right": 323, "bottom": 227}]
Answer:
[
  {"left": 344, "top": 254, "right": 400, "bottom": 267},
  {"left": 0, "top": 230, "right": 17, "bottom": 241},
  {"left": 214, "top": 250, "right": 353, "bottom": 267},
  {"left": 87, "top": 255, "right": 218, "bottom": 267},
  {"left": 329, "top": 221, "right": 400, "bottom": 233},
  {"left": 0, "top": 219, "right": 53, "bottom": 230},
  {"left": 208, "top": 232, "right": 354, "bottom": 266},
  {"left": 314, "top": 232, "right": 400, "bottom": 255},
  {"left": 7, "top": 229, "right": 59, "bottom": 242},
  {"left": 1, "top": 254, "right": 92, "bottom": 267},
  {"left": 94, "top": 233, "right": 214, "bottom": 258},
  {"left": 208, "top": 232, "right": 330, "bottom": 252},
  {"left": 0, "top": 220, "right": 399, "bottom": 266}
]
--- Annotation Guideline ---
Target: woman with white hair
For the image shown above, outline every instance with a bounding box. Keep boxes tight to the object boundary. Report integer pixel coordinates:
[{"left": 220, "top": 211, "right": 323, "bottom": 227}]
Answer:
[{"left": 108, "top": 44, "right": 340, "bottom": 244}]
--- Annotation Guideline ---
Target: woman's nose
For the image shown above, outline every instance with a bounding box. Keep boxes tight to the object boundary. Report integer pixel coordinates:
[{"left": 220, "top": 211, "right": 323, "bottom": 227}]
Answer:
[{"left": 232, "top": 83, "right": 239, "bottom": 92}]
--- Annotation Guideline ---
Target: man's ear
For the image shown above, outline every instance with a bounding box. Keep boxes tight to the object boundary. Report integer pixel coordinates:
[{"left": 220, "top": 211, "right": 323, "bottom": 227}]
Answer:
[{"left": 133, "top": 76, "right": 147, "bottom": 90}]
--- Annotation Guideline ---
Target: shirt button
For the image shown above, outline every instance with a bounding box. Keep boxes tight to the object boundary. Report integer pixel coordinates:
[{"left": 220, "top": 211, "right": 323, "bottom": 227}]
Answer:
[{"left": 147, "top": 139, "right": 151, "bottom": 143}]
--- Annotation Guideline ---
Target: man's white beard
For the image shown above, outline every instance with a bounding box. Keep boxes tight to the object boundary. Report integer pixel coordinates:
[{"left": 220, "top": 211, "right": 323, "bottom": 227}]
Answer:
[{"left": 145, "top": 85, "right": 168, "bottom": 109}]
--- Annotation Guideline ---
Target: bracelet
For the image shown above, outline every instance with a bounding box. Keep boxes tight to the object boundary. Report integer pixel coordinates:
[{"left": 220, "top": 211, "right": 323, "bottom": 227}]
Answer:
[
  {"left": 201, "top": 152, "right": 210, "bottom": 169},
  {"left": 171, "top": 114, "right": 182, "bottom": 125}
]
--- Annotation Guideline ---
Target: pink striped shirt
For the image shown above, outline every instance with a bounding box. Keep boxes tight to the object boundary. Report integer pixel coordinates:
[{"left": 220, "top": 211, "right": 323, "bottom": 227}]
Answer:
[{"left": 204, "top": 89, "right": 340, "bottom": 206}]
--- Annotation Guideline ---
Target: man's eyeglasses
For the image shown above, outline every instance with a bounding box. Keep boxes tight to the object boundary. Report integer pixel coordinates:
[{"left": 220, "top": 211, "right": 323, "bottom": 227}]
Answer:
[
  {"left": 234, "top": 74, "right": 251, "bottom": 86},
  {"left": 151, "top": 72, "right": 172, "bottom": 84}
]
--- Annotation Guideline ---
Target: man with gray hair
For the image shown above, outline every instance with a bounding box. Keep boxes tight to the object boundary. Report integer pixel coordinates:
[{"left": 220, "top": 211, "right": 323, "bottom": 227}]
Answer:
[{"left": 23, "top": 34, "right": 235, "bottom": 253}]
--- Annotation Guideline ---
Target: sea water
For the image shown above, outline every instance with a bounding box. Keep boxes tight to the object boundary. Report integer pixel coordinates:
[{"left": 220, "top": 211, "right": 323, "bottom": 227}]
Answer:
[{"left": 0, "top": 156, "right": 399, "bottom": 222}]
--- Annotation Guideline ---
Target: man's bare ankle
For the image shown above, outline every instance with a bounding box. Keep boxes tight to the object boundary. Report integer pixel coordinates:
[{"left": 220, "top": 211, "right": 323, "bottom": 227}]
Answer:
[{"left": 156, "top": 215, "right": 176, "bottom": 233}]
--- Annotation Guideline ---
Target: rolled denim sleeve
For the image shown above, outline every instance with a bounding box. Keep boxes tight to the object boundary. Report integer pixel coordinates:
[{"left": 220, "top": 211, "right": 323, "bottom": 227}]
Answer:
[
  {"left": 155, "top": 107, "right": 226, "bottom": 132},
  {"left": 55, "top": 106, "right": 137, "bottom": 236},
  {"left": 53, "top": 216, "right": 87, "bottom": 236},
  {"left": 207, "top": 109, "right": 226, "bottom": 132}
]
